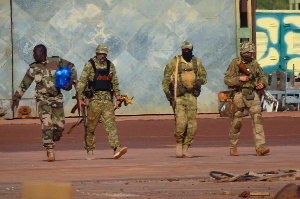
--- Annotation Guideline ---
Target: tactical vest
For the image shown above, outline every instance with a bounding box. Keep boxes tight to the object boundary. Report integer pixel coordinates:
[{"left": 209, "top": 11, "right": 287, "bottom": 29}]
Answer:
[
  {"left": 89, "top": 59, "right": 112, "bottom": 91},
  {"left": 178, "top": 56, "right": 198, "bottom": 79},
  {"left": 178, "top": 56, "right": 198, "bottom": 89}
]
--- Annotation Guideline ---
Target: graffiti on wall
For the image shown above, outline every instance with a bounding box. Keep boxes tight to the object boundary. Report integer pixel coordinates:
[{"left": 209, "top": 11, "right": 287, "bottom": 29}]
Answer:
[{"left": 256, "top": 11, "right": 300, "bottom": 75}]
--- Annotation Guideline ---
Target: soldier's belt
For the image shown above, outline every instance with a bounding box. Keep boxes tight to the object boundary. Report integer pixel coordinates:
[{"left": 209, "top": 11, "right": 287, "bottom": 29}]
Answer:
[{"left": 186, "top": 88, "right": 194, "bottom": 93}]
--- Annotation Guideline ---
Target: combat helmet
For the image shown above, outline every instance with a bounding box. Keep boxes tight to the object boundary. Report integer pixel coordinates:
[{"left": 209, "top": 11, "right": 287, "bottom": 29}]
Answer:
[
  {"left": 181, "top": 40, "right": 193, "bottom": 49},
  {"left": 94, "top": 44, "right": 109, "bottom": 54},
  {"left": 240, "top": 41, "right": 256, "bottom": 54}
]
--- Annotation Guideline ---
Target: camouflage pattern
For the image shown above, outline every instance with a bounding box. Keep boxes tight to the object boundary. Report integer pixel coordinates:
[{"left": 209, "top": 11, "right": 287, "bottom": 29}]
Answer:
[
  {"left": 224, "top": 57, "right": 268, "bottom": 150},
  {"left": 224, "top": 57, "right": 268, "bottom": 103},
  {"left": 37, "top": 96, "right": 65, "bottom": 149},
  {"left": 181, "top": 40, "right": 193, "bottom": 49},
  {"left": 77, "top": 56, "right": 121, "bottom": 152},
  {"left": 77, "top": 57, "right": 120, "bottom": 100},
  {"left": 240, "top": 41, "right": 256, "bottom": 54},
  {"left": 84, "top": 100, "right": 120, "bottom": 151},
  {"left": 162, "top": 55, "right": 207, "bottom": 92},
  {"left": 162, "top": 55, "right": 207, "bottom": 147},
  {"left": 13, "top": 56, "right": 77, "bottom": 100},
  {"left": 94, "top": 44, "right": 109, "bottom": 54},
  {"left": 175, "top": 93, "right": 197, "bottom": 148},
  {"left": 13, "top": 56, "right": 77, "bottom": 148}
]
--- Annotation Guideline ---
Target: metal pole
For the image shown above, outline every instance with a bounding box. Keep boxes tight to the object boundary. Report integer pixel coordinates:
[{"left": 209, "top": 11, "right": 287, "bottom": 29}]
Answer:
[{"left": 285, "top": 63, "right": 288, "bottom": 110}]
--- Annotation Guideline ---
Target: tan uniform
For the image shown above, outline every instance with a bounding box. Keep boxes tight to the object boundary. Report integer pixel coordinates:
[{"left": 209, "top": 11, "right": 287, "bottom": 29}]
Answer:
[{"left": 224, "top": 57, "right": 268, "bottom": 150}]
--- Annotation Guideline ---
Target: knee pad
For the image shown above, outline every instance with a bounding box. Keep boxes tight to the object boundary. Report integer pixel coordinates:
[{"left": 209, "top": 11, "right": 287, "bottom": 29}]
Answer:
[
  {"left": 252, "top": 113, "right": 263, "bottom": 125},
  {"left": 234, "top": 110, "right": 243, "bottom": 118}
]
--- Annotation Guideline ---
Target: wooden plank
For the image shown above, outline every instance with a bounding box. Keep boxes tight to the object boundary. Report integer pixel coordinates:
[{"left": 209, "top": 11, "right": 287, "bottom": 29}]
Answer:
[{"left": 23, "top": 181, "right": 73, "bottom": 199}]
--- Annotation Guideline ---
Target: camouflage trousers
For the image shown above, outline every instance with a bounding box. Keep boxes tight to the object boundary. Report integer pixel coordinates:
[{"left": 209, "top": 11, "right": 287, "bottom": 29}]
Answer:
[
  {"left": 229, "top": 92, "right": 266, "bottom": 150},
  {"left": 84, "top": 99, "right": 120, "bottom": 152},
  {"left": 37, "top": 96, "right": 65, "bottom": 149},
  {"left": 175, "top": 93, "right": 197, "bottom": 149}
]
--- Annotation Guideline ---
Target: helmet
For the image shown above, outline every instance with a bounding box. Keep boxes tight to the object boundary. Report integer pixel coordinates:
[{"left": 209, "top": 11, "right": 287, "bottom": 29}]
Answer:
[
  {"left": 240, "top": 41, "right": 256, "bottom": 54},
  {"left": 94, "top": 44, "right": 109, "bottom": 54},
  {"left": 181, "top": 40, "right": 193, "bottom": 49}
]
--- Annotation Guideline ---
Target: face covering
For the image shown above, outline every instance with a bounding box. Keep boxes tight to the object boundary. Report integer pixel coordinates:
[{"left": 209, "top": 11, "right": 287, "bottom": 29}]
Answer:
[
  {"left": 182, "top": 50, "right": 193, "bottom": 62},
  {"left": 241, "top": 54, "right": 252, "bottom": 62}
]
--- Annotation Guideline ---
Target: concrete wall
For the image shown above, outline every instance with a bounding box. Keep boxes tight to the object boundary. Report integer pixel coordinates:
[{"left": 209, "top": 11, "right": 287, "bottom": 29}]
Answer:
[{"left": 0, "top": 0, "right": 237, "bottom": 117}]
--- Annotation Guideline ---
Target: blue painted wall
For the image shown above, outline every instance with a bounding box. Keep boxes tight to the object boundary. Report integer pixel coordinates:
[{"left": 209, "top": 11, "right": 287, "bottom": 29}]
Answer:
[{"left": 0, "top": 0, "right": 237, "bottom": 116}]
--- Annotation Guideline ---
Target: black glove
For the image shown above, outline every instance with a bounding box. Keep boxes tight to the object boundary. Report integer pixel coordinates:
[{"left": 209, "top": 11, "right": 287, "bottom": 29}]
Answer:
[
  {"left": 165, "top": 92, "right": 172, "bottom": 101},
  {"left": 194, "top": 79, "right": 203, "bottom": 89},
  {"left": 11, "top": 100, "right": 19, "bottom": 111}
]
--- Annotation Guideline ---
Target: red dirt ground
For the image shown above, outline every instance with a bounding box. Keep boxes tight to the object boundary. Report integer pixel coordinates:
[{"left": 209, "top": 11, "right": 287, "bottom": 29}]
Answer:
[{"left": 1, "top": 112, "right": 300, "bottom": 198}]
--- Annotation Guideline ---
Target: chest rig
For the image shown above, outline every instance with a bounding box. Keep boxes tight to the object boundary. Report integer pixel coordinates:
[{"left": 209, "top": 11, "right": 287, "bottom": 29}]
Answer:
[
  {"left": 89, "top": 58, "right": 112, "bottom": 91},
  {"left": 178, "top": 56, "right": 198, "bottom": 80}
]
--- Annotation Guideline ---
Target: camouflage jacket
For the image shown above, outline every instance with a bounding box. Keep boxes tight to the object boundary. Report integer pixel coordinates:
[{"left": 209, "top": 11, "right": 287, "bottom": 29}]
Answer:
[
  {"left": 77, "top": 57, "right": 120, "bottom": 101},
  {"left": 224, "top": 57, "right": 267, "bottom": 92},
  {"left": 162, "top": 55, "right": 207, "bottom": 93},
  {"left": 13, "top": 56, "right": 77, "bottom": 101}
]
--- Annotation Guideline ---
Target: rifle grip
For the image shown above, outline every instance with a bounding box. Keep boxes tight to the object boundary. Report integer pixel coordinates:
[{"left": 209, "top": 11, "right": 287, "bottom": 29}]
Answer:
[
  {"left": 259, "top": 89, "right": 265, "bottom": 95},
  {"left": 238, "top": 62, "right": 251, "bottom": 76}
]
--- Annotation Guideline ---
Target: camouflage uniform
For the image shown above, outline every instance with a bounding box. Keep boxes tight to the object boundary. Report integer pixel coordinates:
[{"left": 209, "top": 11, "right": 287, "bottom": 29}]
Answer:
[
  {"left": 224, "top": 41, "right": 269, "bottom": 155},
  {"left": 162, "top": 41, "right": 207, "bottom": 156},
  {"left": 76, "top": 46, "right": 121, "bottom": 152},
  {"left": 13, "top": 56, "right": 77, "bottom": 149}
]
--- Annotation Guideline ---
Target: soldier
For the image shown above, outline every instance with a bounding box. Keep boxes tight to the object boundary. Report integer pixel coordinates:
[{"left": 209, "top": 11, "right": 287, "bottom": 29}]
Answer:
[
  {"left": 76, "top": 44, "right": 127, "bottom": 160},
  {"left": 224, "top": 41, "right": 270, "bottom": 156},
  {"left": 162, "top": 40, "right": 207, "bottom": 158},
  {"left": 11, "top": 44, "right": 77, "bottom": 162}
]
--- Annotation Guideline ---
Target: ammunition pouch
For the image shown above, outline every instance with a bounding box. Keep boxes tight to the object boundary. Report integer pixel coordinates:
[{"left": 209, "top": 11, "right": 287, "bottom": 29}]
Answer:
[
  {"left": 177, "top": 81, "right": 186, "bottom": 97},
  {"left": 192, "top": 87, "right": 201, "bottom": 97},
  {"left": 194, "top": 79, "right": 203, "bottom": 89},
  {"left": 190, "top": 79, "right": 202, "bottom": 97},
  {"left": 245, "top": 92, "right": 255, "bottom": 100}
]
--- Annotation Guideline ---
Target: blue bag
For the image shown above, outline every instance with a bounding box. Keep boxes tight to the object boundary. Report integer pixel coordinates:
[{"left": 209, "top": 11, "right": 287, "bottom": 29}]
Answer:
[{"left": 55, "top": 66, "right": 72, "bottom": 91}]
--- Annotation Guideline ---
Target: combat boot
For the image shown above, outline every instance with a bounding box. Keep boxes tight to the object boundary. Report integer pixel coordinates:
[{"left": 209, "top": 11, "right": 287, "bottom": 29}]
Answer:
[
  {"left": 114, "top": 147, "right": 127, "bottom": 159},
  {"left": 230, "top": 147, "right": 238, "bottom": 156},
  {"left": 175, "top": 144, "right": 183, "bottom": 158},
  {"left": 256, "top": 147, "right": 270, "bottom": 156},
  {"left": 182, "top": 147, "right": 193, "bottom": 158},
  {"left": 46, "top": 148, "right": 55, "bottom": 162},
  {"left": 86, "top": 151, "right": 95, "bottom": 160}
]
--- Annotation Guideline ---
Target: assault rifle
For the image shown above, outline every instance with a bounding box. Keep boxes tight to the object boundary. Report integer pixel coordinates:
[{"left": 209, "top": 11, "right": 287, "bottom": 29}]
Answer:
[
  {"left": 168, "top": 82, "right": 176, "bottom": 120},
  {"left": 238, "top": 62, "right": 275, "bottom": 104},
  {"left": 67, "top": 96, "right": 87, "bottom": 135}
]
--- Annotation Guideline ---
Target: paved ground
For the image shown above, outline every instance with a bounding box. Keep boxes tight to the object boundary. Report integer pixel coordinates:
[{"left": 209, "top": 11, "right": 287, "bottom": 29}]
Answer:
[{"left": 1, "top": 112, "right": 300, "bottom": 198}]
